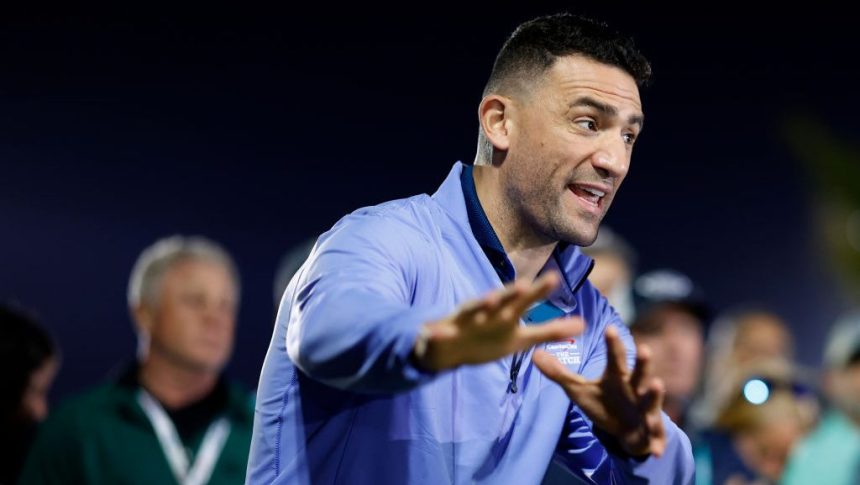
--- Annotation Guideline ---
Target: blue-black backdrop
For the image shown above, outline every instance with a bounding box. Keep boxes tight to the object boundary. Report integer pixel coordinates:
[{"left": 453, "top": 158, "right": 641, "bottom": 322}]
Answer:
[{"left": 1, "top": 4, "right": 856, "bottom": 401}]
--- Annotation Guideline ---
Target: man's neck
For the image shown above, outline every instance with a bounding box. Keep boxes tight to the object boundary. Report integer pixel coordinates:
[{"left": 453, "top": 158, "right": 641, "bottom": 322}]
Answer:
[
  {"left": 473, "top": 164, "right": 557, "bottom": 282},
  {"left": 138, "top": 354, "right": 218, "bottom": 410}
]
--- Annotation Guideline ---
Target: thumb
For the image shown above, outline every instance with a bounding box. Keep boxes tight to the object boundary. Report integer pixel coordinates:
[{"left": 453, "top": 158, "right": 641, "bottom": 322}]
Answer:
[
  {"left": 532, "top": 350, "right": 584, "bottom": 387},
  {"left": 522, "top": 316, "right": 584, "bottom": 348}
]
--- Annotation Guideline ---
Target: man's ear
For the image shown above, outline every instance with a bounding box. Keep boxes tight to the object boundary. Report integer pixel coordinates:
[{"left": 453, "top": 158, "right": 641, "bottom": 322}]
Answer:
[
  {"left": 132, "top": 304, "right": 154, "bottom": 334},
  {"left": 478, "top": 94, "right": 514, "bottom": 154},
  {"left": 131, "top": 303, "right": 156, "bottom": 359}
]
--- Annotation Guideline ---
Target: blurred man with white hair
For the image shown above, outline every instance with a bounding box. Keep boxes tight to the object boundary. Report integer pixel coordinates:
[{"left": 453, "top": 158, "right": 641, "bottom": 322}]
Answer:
[{"left": 20, "top": 235, "right": 255, "bottom": 485}]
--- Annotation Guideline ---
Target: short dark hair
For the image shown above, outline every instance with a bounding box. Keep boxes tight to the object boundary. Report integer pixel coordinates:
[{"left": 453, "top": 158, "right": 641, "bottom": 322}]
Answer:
[
  {"left": 477, "top": 13, "right": 652, "bottom": 162},
  {"left": 485, "top": 13, "right": 651, "bottom": 96},
  {"left": 0, "top": 304, "right": 57, "bottom": 418}
]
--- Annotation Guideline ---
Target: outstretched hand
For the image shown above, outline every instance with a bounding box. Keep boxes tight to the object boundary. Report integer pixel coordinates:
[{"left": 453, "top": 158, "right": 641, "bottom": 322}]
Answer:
[
  {"left": 532, "top": 326, "right": 667, "bottom": 458},
  {"left": 412, "top": 272, "right": 584, "bottom": 371}
]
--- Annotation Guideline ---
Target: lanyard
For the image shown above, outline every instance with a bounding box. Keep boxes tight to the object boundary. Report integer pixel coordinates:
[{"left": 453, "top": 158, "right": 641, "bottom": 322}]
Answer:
[{"left": 137, "top": 390, "right": 231, "bottom": 485}]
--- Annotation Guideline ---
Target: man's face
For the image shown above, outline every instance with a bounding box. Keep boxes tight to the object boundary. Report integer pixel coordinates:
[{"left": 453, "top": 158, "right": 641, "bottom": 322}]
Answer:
[
  {"left": 733, "top": 316, "right": 792, "bottom": 365},
  {"left": 827, "top": 363, "right": 860, "bottom": 423},
  {"left": 142, "top": 259, "right": 238, "bottom": 373},
  {"left": 500, "top": 55, "right": 643, "bottom": 245},
  {"left": 588, "top": 252, "right": 631, "bottom": 298},
  {"left": 737, "top": 418, "right": 805, "bottom": 482},
  {"left": 635, "top": 306, "right": 705, "bottom": 400}
]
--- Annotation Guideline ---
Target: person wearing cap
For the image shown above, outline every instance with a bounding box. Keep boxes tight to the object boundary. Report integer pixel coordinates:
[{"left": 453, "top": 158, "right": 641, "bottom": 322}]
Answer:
[
  {"left": 629, "top": 269, "right": 710, "bottom": 431},
  {"left": 783, "top": 311, "right": 860, "bottom": 485}
]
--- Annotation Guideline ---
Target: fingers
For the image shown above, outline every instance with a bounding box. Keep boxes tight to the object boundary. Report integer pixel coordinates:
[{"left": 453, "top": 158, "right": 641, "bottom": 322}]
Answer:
[
  {"left": 457, "top": 281, "right": 524, "bottom": 322},
  {"left": 459, "top": 272, "right": 561, "bottom": 325},
  {"left": 496, "top": 279, "right": 530, "bottom": 306},
  {"left": 620, "top": 348, "right": 667, "bottom": 458},
  {"left": 638, "top": 377, "right": 665, "bottom": 416},
  {"left": 642, "top": 422, "right": 666, "bottom": 458},
  {"left": 636, "top": 376, "right": 666, "bottom": 456},
  {"left": 457, "top": 296, "right": 498, "bottom": 321},
  {"left": 507, "top": 272, "right": 560, "bottom": 316},
  {"left": 603, "top": 326, "right": 630, "bottom": 376},
  {"left": 532, "top": 349, "right": 586, "bottom": 388},
  {"left": 520, "top": 316, "right": 584, "bottom": 348},
  {"left": 629, "top": 344, "right": 652, "bottom": 393},
  {"left": 490, "top": 273, "right": 559, "bottom": 322},
  {"left": 493, "top": 280, "right": 531, "bottom": 320}
]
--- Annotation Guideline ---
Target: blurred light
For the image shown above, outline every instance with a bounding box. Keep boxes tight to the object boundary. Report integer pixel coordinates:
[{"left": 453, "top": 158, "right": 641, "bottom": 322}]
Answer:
[{"left": 744, "top": 379, "right": 770, "bottom": 405}]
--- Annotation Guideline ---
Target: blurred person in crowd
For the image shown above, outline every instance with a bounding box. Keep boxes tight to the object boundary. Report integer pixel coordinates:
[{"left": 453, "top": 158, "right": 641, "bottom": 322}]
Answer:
[
  {"left": 692, "top": 359, "right": 817, "bottom": 484},
  {"left": 629, "top": 269, "right": 710, "bottom": 431},
  {"left": 248, "top": 13, "right": 695, "bottom": 485},
  {"left": 709, "top": 310, "right": 793, "bottom": 367},
  {"left": 783, "top": 311, "right": 860, "bottom": 485},
  {"left": 19, "top": 236, "right": 255, "bottom": 485},
  {"left": 689, "top": 309, "right": 794, "bottom": 431},
  {"left": 0, "top": 304, "right": 58, "bottom": 485},
  {"left": 581, "top": 226, "right": 637, "bottom": 324},
  {"left": 272, "top": 237, "right": 317, "bottom": 313}
]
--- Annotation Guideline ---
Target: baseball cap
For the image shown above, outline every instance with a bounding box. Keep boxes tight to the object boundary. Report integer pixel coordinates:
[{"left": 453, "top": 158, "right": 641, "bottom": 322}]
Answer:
[
  {"left": 823, "top": 311, "right": 860, "bottom": 369},
  {"left": 630, "top": 268, "right": 711, "bottom": 331}
]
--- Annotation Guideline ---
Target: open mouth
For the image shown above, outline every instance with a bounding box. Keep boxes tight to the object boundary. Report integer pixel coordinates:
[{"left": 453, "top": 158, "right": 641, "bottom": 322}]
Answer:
[{"left": 569, "top": 184, "right": 607, "bottom": 209}]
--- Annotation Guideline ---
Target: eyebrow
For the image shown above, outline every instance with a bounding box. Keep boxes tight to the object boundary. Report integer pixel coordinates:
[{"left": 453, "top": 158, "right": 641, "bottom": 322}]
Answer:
[{"left": 569, "top": 96, "right": 644, "bottom": 129}]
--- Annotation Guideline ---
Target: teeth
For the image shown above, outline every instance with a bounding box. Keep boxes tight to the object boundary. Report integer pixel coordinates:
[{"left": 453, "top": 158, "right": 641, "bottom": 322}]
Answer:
[{"left": 583, "top": 187, "right": 605, "bottom": 198}]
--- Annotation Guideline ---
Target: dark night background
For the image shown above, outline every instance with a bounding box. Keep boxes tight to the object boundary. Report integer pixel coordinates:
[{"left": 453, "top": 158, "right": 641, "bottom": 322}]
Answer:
[{"left": 1, "top": 4, "right": 857, "bottom": 402}]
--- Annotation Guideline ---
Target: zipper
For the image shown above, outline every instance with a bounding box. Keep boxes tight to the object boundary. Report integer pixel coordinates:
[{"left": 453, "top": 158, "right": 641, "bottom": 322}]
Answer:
[
  {"left": 508, "top": 351, "right": 526, "bottom": 393},
  {"left": 507, "top": 257, "right": 595, "bottom": 394}
]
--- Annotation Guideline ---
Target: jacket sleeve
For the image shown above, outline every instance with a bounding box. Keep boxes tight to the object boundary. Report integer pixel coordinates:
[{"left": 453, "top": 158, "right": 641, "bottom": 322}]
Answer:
[
  {"left": 284, "top": 208, "right": 448, "bottom": 394},
  {"left": 554, "top": 285, "right": 696, "bottom": 484}
]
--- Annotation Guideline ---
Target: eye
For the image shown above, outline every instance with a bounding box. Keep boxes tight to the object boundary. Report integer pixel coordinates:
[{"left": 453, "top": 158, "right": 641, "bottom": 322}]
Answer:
[
  {"left": 575, "top": 119, "right": 598, "bottom": 131},
  {"left": 623, "top": 132, "right": 637, "bottom": 145},
  {"left": 181, "top": 293, "right": 206, "bottom": 308}
]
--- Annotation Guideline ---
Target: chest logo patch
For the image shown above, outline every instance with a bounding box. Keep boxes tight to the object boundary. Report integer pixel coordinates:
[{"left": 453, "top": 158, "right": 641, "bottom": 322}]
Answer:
[
  {"left": 544, "top": 338, "right": 581, "bottom": 366},
  {"left": 524, "top": 300, "right": 582, "bottom": 367}
]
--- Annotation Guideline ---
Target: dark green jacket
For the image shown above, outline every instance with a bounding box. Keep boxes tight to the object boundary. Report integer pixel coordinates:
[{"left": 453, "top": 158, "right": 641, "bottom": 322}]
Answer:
[{"left": 18, "top": 373, "right": 254, "bottom": 485}]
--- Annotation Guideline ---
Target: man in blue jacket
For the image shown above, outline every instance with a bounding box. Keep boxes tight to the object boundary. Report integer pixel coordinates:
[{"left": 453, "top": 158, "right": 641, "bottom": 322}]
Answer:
[{"left": 247, "top": 13, "right": 695, "bottom": 484}]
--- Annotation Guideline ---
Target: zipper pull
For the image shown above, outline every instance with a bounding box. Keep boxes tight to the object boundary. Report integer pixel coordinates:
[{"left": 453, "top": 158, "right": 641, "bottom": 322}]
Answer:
[{"left": 509, "top": 352, "right": 521, "bottom": 393}]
